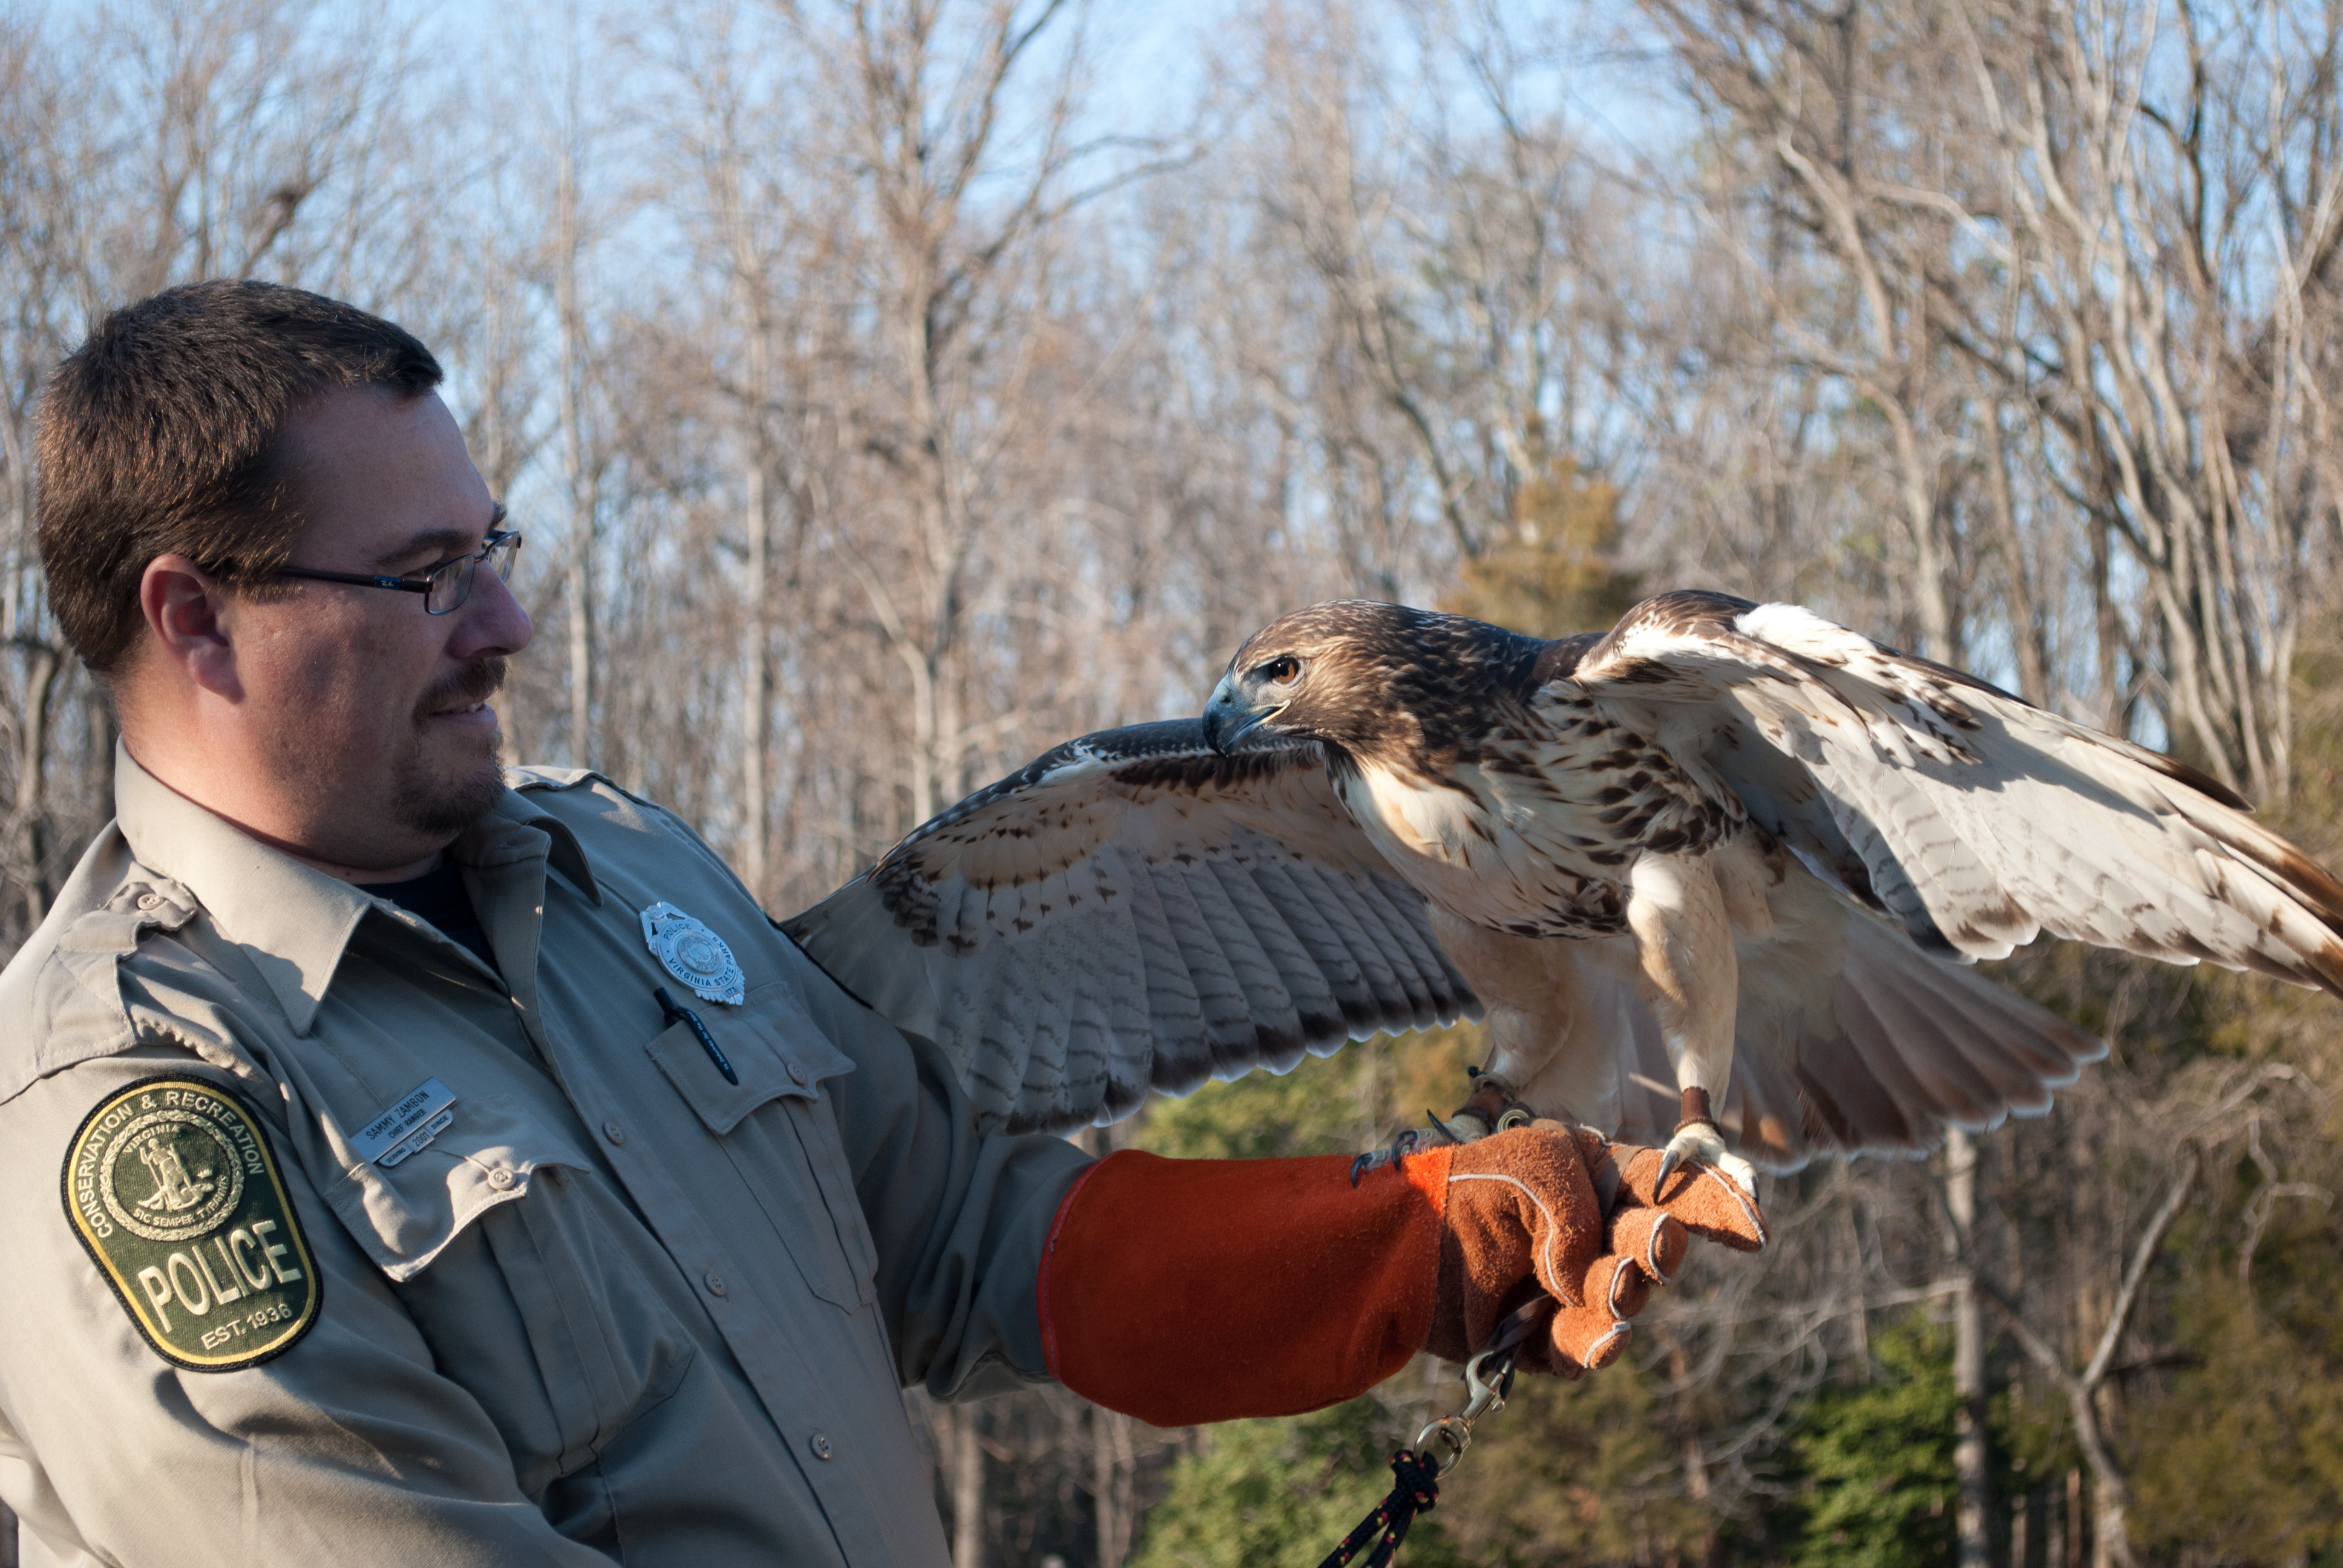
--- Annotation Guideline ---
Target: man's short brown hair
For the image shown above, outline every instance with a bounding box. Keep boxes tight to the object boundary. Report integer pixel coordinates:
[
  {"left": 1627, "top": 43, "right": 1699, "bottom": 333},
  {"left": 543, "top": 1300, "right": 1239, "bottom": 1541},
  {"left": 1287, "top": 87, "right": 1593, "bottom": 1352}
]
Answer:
[{"left": 36, "top": 279, "right": 444, "bottom": 676}]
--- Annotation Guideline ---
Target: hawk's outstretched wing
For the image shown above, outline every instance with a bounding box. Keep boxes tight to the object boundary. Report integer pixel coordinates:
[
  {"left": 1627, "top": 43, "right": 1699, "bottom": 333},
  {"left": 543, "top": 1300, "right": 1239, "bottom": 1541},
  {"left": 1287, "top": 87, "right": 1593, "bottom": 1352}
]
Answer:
[
  {"left": 781, "top": 720, "right": 1478, "bottom": 1133},
  {"left": 1564, "top": 591, "right": 2343, "bottom": 990}
]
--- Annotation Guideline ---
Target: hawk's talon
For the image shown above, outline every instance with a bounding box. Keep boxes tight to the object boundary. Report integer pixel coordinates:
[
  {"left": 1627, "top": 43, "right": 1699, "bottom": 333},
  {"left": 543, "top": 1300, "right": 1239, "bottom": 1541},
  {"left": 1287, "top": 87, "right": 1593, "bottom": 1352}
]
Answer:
[
  {"left": 1435, "top": 1110, "right": 1493, "bottom": 1144},
  {"left": 1655, "top": 1118, "right": 1760, "bottom": 1205},
  {"left": 1349, "top": 1126, "right": 1426, "bottom": 1186},
  {"left": 1351, "top": 1074, "right": 1538, "bottom": 1186}
]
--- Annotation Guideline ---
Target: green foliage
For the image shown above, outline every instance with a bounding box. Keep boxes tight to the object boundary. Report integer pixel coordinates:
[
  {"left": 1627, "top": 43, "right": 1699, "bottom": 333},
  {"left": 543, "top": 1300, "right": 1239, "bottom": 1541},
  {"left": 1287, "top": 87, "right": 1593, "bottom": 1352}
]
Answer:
[
  {"left": 2129, "top": 1247, "right": 2343, "bottom": 1561},
  {"left": 2115, "top": 621, "right": 2343, "bottom": 1562},
  {"left": 1782, "top": 1319, "right": 1959, "bottom": 1568},
  {"left": 1135, "top": 1027, "right": 1480, "bottom": 1163},
  {"left": 1131, "top": 1361, "right": 1718, "bottom": 1568},
  {"left": 1437, "top": 1358, "right": 1712, "bottom": 1567},
  {"left": 1129, "top": 1396, "right": 1470, "bottom": 1568}
]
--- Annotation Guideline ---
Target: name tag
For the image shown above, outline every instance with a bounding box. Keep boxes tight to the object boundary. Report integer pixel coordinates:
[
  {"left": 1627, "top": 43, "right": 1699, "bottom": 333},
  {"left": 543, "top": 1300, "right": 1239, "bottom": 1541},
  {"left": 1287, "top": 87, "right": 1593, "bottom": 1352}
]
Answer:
[{"left": 352, "top": 1079, "right": 457, "bottom": 1168}]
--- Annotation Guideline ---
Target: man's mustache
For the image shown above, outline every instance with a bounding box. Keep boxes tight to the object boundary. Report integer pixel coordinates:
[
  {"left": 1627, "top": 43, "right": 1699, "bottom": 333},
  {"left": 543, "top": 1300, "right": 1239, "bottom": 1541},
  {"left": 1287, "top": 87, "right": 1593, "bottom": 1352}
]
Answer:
[{"left": 414, "top": 657, "right": 508, "bottom": 721}]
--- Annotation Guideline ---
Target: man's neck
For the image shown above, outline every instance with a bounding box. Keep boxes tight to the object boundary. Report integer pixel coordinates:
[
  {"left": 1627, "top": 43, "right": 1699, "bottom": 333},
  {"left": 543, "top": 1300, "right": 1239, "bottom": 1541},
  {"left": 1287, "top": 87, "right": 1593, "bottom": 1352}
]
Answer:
[{"left": 120, "top": 737, "right": 450, "bottom": 885}]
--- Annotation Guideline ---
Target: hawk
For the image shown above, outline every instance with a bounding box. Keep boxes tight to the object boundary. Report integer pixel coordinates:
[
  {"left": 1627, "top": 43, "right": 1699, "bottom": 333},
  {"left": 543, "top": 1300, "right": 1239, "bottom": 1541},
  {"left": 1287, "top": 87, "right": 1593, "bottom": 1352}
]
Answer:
[{"left": 784, "top": 592, "right": 2343, "bottom": 1189}]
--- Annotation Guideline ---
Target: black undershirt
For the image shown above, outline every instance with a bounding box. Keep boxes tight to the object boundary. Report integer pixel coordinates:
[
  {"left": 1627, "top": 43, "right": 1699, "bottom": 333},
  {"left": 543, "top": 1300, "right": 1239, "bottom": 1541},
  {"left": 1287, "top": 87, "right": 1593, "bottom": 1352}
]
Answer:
[{"left": 365, "top": 860, "right": 499, "bottom": 973}]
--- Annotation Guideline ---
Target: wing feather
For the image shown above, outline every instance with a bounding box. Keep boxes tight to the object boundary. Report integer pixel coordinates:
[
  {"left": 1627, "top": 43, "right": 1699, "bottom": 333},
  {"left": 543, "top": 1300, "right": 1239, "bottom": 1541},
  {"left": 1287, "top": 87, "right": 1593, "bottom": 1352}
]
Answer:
[
  {"left": 1573, "top": 591, "right": 2343, "bottom": 998},
  {"left": 1177, "top": 855, "right": 1305, "bottom": 1074},
  {"left": 782, "top": 720, "right": 1480, "bottom": 1133},
  {"left": 1204, "top": 854, "right": 1327, "bottom": 1062},
  {"left": 1112, "top": 846, "right": 1215, "bottom": 1099},
  {"left": 1294, "top": 860, "right": 1416, "bottom": 1022},
  {"left": 1245, "top": 857, "right": 1378, "bottom": 1035},
  {"left": 1588, "top": 886, "right": 2101, "bottom": 1169}
]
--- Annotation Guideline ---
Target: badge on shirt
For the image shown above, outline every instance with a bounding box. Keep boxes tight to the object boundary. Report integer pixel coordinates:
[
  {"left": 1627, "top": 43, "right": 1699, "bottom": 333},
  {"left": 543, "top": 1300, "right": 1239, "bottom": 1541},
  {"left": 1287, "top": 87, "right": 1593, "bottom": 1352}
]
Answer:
[
  {"left": 61, "top": 1078, "right": 322, "bottom": 1373},
  {"left": 641, "top": 901, "right": 746, "bottom": 1005}
]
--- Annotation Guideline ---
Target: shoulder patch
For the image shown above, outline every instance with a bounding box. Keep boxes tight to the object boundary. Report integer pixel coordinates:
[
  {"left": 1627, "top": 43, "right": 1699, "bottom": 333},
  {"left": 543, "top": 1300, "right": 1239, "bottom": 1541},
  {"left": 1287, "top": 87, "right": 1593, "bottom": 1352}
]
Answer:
[{"left": 62, "top": 1077, "right": 321, "bottom": 1371}]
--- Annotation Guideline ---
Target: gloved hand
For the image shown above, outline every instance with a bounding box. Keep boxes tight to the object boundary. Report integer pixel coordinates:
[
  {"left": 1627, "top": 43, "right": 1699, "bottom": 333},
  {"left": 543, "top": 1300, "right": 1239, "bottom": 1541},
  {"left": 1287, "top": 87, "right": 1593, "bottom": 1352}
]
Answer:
[{"left": 1036, "top": 1122, "right": 1766, "bottom": 1426}]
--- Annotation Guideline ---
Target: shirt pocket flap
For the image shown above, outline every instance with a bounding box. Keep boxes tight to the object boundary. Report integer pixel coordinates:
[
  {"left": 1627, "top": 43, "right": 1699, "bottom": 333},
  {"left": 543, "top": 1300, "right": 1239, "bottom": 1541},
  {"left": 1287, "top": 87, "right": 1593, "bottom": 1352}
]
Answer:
[
  {"left": 643, "top": 981, "right": 855, "bottom": 1136},
  {"left": 324, "top": 1093, "right": 598, "bottom": 1283}
]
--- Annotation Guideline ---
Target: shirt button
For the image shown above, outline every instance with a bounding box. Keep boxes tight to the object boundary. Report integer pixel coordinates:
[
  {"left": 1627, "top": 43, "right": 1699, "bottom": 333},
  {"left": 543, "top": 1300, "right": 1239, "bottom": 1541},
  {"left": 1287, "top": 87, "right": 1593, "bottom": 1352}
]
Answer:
[
  {"left": 704, "top": 1272, "right": 727, "bottom": 1298},
  {"left": 787, "top": 1062, "right": 808, "bottom": 1086},
  {"left": 809, "top": 1432, "right": 834, "bottom": 1461},
  {"left": 603, "top": 1121, "right": 626, "bottom": 1146},
  {"left": 135, "top": 892, "right": 162, "bottom": 910},
  {"left": 488, "top": 1169, "right": 516, "bottom": 1190}
]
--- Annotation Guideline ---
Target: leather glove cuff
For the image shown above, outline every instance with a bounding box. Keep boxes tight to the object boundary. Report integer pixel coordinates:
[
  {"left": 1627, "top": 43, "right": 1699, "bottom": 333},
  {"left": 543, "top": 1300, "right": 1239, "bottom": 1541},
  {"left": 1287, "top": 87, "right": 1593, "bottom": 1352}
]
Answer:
[{"left": 1038, "top": 1148, "right": 1448, "bottom": 1427}]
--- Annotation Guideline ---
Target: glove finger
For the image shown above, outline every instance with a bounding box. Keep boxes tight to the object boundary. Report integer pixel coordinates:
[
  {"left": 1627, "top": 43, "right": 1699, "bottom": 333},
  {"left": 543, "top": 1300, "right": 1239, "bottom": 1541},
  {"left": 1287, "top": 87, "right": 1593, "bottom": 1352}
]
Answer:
[
  {"left": 1605, "top": 1206, "right": 1688, "bottom": 1287},
  {"left": 1585, "top": 1251, "right": 1651, "bottom": 1320},
  {"left": 1547, "top": 1297, "right": 1633, "bottom": 1373},
  {"left": 1614, "top": 1147, "right": 1768, "bottom": 1253}
]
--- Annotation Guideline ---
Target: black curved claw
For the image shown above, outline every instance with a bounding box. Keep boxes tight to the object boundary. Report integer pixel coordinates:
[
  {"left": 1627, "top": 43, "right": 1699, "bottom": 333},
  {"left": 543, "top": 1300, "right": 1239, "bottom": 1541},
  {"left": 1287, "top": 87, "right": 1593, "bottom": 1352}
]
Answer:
[{"left": 1349, "top": 1126, "right": 1424, "bottom": 1186}]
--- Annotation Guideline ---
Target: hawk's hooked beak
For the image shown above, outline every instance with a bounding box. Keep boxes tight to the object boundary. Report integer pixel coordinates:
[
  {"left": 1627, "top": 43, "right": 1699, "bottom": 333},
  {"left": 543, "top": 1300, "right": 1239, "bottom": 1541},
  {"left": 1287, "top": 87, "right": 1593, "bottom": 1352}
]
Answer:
[{"left": 1203, "top": 673, "right": 1285, "bottom": 755}]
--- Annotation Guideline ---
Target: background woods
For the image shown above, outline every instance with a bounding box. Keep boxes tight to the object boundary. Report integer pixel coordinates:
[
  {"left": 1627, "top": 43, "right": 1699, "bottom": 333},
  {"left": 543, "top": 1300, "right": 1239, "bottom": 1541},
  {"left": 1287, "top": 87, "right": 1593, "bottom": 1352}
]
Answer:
[{"left": 0, "top": 1, "right": 2338, "bottom": 1564}]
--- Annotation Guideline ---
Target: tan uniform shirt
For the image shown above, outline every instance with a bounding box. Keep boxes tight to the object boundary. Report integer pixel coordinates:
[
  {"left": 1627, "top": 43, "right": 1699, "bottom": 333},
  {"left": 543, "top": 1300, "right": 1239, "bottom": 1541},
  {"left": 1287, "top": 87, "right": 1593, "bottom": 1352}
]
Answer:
[{"left": 0, "top": 748, "right": 1092, "bottom": 1566}]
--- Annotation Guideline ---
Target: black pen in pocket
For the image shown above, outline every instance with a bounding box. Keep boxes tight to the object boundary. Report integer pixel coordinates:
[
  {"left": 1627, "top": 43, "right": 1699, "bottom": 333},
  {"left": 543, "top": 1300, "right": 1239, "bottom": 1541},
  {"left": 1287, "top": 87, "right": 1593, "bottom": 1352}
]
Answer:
[{"left": 656, "top": 985, "right": 739, "bottom": 1085}]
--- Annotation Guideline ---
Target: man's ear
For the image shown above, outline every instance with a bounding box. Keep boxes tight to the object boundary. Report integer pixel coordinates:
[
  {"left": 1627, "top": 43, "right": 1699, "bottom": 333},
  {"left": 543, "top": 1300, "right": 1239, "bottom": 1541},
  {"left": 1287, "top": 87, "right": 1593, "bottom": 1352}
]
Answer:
[{"left": 139, "top": 553, "right": 244, "bottom": 702}]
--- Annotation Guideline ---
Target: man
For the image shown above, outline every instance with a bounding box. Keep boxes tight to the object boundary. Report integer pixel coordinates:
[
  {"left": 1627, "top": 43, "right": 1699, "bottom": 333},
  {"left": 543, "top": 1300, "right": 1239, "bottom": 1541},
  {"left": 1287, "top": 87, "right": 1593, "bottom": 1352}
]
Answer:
[{"left": 0, "top": 281, "right": 1760, "bottom": 1564}]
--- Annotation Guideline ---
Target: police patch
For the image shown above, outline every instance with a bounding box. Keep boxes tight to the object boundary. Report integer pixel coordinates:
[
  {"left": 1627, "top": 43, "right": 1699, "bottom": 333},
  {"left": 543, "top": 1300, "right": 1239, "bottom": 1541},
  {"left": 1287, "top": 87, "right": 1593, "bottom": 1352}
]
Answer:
[{"left": 62, "top": 1077, "right": 321, "bottom": 1371}]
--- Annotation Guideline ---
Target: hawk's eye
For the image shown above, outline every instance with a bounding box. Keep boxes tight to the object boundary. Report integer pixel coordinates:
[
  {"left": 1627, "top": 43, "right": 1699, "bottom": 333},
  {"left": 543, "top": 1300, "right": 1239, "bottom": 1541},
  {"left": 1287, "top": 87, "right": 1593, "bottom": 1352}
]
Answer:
[{"left": 1259, "top": 656, "right": 1300, "bottom": 684}]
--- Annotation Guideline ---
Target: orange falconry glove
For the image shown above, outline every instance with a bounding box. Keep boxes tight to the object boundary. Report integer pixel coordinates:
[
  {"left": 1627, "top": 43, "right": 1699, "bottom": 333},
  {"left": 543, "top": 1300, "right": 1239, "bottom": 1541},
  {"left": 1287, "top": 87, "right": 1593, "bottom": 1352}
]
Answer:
[{"left": 1036, "top": 1122, "right": 1766, "bottom": 1428}]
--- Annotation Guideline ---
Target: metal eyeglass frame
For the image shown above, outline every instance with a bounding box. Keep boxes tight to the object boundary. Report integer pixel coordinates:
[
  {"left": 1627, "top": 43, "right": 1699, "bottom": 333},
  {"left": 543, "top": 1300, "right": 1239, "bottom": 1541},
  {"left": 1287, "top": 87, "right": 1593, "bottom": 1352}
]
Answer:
[{"left": 274, "top": 526, "right": 523, "bottom": 615}]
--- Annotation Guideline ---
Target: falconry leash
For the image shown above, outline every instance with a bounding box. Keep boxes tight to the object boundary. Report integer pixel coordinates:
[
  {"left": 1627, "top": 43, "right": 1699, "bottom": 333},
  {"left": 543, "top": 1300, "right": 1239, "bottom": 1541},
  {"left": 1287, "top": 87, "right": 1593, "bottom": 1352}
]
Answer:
[{"left": 1313, "top": 1297, "right": 1549, "bottom": 1568}]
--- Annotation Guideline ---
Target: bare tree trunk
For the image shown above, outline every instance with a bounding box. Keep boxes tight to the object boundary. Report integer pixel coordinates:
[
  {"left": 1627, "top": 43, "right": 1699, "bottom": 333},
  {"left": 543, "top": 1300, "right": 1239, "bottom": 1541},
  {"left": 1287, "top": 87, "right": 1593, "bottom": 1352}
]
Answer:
[
  {"left": 1945, "top": 1127, "right": 1990, "bottom": 1568},
  {"left": 951, "top": 1403, "right": 985, "bottom": 1568},
  {"left": 1987, "top": 1149, "right": 2201, "bottom": 1568},
  {"left": 10, "top": 639, "right": 58, "bottom": 928},
  {"left": 1981, "top": 401, "right": 2051, "bottom": 708},
  {"left": 565, "top": 536, "right": 593, "bottom": 769},
  {"left": 557, "top": 214, "right": 594, "bottom": 769},
  {"left": 1091, "top": 1402, "right": 1135, "bottom": 1568},
  {"left": 741, "top": 458, "right": 771, "bottom": 902}
]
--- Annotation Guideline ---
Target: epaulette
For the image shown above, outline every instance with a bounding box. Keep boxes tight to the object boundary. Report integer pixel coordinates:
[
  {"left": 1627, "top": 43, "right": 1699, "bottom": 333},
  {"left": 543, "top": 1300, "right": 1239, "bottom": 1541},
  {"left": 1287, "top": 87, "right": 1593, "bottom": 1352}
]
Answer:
[{"left": 0, "top": 876, "right": 200, "bottom": 1106}]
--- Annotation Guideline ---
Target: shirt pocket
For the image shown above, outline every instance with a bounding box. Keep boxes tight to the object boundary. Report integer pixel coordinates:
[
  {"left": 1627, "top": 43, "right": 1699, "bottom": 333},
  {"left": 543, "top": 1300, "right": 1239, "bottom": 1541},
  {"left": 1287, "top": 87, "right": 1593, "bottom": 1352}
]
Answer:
[
  {"left": 643, "top": 978, "right": 877, "bottom": 1310},
  {"left": 323, "top": 1099, "right": 698, "bottom": 1492},
  {"left": 470, "top": 1173, "right": 698, "bottom": 1488},
  {"left": 319, "top": 1090, "right": 595, "bottom": 1281}
]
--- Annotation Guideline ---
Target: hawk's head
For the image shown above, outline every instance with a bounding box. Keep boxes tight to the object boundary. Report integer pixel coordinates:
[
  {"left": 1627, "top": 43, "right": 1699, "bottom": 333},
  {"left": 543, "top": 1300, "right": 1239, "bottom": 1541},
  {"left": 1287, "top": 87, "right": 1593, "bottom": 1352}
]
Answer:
[{"left": 1203, "top": 600, "right": 1552, "bottom": 769}]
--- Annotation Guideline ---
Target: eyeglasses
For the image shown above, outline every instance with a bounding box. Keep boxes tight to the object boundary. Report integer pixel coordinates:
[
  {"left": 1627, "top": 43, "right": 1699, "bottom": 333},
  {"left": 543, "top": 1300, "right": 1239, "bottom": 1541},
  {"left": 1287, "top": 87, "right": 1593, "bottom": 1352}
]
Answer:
[{"left": 275, "top": 528, "right": 523, "bottom": 615}]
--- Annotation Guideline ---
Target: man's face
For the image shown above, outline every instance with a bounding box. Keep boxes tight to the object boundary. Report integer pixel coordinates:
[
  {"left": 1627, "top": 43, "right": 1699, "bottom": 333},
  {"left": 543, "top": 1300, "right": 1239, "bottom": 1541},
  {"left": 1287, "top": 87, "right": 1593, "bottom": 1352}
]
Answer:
[{"left": 232, "top": 387, "right": 533, "bottom": 871}]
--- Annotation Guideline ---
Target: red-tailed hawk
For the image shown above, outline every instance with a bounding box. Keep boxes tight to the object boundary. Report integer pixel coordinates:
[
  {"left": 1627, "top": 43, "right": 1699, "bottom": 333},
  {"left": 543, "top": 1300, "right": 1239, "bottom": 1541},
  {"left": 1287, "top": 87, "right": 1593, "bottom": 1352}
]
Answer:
[{"left": 784, "top": 592, "right": 2343, "bottom": 1189}]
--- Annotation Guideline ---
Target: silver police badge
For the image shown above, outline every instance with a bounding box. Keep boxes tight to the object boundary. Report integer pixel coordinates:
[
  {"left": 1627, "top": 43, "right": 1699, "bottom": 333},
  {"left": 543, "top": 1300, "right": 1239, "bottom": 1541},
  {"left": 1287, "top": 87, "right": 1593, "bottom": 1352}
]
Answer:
[{"left": 640, "top": 902, "right": 747, "bottom": 1005}]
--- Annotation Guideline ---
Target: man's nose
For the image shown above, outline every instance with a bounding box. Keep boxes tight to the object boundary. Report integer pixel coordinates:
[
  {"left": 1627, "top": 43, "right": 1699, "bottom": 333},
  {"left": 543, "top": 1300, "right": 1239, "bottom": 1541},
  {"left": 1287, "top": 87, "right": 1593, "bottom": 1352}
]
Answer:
[{"left": 448, "top": 561, "right": 534, "bottom": 659}]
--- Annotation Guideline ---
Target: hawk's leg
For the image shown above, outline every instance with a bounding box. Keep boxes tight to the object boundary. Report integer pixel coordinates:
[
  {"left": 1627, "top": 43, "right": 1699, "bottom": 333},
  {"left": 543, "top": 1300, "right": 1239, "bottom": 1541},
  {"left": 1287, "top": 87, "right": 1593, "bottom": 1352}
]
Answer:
[{"left": 1624, "top": 851, "right": 1759, "bottom": 1202}]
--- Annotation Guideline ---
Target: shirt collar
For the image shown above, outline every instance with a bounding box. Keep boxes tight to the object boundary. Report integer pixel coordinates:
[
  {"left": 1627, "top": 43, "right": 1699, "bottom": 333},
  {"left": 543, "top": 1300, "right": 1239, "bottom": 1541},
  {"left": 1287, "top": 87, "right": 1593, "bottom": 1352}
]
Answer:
[
  {"left": 113, "top": 742, "right": 601, "bottom": 1034},
  {"left": 482, "top": 788, "right": 600, "bottom": 904}
]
